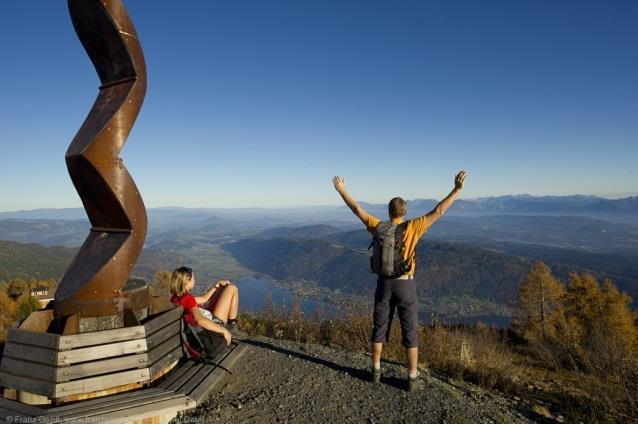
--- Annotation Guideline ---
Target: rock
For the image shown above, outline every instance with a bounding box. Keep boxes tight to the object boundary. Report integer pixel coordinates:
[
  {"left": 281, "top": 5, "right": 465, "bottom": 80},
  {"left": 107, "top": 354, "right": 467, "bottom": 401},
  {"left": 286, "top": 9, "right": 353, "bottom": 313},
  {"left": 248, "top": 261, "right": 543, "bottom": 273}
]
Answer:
[{"left": 531, "top": 404, "right": 553, "bottom": 419}]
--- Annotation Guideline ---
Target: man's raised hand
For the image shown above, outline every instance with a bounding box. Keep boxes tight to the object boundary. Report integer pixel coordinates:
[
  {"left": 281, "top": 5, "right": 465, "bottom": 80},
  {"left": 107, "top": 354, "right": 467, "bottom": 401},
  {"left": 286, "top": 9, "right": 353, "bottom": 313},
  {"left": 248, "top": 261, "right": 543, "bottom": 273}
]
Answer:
[
  {"left": 455, "top": 170, "right": 468, "bottom": 190},
  {"left": 332, "top": 176, "right": 346, "bottom": 193}
]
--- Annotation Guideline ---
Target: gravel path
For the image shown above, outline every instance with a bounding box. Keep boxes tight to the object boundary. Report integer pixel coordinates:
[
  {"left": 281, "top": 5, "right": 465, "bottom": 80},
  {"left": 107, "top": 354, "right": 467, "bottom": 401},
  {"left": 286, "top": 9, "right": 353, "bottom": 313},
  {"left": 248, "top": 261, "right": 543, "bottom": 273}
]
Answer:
[{"left": 172, "top": 336, "right": 536, "bottom": 423}]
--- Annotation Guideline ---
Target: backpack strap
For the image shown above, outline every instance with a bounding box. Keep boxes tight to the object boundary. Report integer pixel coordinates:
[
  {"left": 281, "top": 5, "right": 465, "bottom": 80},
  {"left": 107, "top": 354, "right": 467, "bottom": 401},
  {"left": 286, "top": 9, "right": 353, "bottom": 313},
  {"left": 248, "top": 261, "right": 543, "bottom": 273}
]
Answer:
[
  {"left": 180, "top": 314, "right": 207, "bottom": 361},
  {"left": 396, "top": 222, "right": 412, "bottom": 276},
  {"left": 368, "top": 221, "right": 389, "bottom": 250},
  {"left": 395, "top": 222, "right": 408, "bottom": 246}
]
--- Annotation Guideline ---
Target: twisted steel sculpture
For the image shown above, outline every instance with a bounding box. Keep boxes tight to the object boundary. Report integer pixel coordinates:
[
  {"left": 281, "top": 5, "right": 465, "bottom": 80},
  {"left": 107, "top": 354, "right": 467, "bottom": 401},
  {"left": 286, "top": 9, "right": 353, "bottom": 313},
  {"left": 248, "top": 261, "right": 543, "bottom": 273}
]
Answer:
[{"left": 54, "top": 0, "right": 148, "bottom": 319}]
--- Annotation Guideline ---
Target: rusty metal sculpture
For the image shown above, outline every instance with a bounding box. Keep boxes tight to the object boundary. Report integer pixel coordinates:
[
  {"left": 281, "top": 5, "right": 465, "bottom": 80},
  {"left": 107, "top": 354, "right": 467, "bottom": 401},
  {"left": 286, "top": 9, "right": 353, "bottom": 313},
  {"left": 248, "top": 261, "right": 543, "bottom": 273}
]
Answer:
[{"left": 54, "top": 0, "right": 148, "bottom": 320}]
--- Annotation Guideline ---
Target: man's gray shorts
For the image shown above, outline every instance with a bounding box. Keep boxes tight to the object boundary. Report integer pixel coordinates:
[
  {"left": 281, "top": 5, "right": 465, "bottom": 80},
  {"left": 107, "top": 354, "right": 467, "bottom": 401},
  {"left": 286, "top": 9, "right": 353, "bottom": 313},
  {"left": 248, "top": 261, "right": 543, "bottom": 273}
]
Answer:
[{"left": 371, "top": 277, "right": 418, "bottom": 348}]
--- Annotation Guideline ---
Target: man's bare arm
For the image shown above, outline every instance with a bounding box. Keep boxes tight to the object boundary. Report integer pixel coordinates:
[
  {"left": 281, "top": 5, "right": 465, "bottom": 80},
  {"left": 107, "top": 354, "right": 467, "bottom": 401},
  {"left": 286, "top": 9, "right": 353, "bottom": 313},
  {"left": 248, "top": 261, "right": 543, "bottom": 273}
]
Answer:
[
  {"left": 332, "top": 176, "right": 373, "bottom": 225},
  {"left": 424, "top": 170, "right": 468, "bottom": 226}
]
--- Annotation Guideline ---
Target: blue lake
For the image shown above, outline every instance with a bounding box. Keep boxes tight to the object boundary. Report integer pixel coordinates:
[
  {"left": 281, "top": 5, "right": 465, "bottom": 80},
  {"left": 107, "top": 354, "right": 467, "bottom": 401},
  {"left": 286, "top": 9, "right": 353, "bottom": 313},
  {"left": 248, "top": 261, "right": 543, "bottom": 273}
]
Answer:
[{"left": 234, "top": 276, "right": 336, "bottom": 317}]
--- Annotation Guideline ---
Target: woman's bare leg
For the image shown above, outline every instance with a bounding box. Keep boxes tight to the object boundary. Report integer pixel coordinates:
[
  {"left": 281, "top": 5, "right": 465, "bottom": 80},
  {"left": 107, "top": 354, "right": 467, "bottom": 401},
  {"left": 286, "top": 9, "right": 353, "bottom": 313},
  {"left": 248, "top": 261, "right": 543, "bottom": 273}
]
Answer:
[
  {"left": 229, "top": 285, "right": 238, "bottom": 320},
  {"left": 207, "top": 284, "right": 238, "bottom": 323}
]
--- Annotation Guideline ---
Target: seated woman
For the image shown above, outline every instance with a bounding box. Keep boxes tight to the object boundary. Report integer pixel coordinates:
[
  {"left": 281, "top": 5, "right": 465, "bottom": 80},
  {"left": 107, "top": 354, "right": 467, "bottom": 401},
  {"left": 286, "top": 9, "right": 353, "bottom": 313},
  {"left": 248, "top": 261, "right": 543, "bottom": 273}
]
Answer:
[{"left": 169, "top": 266, "right": 239, "bottom": 346}]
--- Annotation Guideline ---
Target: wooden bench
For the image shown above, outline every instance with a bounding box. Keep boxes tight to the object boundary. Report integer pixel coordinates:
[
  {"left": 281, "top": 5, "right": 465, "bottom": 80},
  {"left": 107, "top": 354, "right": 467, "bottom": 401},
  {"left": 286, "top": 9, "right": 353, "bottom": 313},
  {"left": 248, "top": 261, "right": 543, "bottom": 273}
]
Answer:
[
  {"left": 0, "top": 306, "right": 184, "bottom": 400},
  {"left": 0, "top": 338, "right": 248, "bottom": 423}
]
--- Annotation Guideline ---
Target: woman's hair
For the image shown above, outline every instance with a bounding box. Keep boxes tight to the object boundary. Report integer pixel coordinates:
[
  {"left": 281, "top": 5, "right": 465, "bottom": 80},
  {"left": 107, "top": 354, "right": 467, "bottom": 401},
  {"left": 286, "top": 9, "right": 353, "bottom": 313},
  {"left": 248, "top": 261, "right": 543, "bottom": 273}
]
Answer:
[{"left": 170, "top": 266, "right": 193, "bottom": 297}]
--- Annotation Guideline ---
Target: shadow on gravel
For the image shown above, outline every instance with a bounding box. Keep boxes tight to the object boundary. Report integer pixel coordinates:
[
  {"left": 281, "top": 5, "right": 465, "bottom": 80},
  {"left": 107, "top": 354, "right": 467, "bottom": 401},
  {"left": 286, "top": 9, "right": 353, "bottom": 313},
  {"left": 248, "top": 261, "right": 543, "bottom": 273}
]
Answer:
[
  {"left": 243, "top": 339, "right": 407, "bottom": 390},
  {"left": 379, "top": 376, "right": 409, "bottom": 391}
]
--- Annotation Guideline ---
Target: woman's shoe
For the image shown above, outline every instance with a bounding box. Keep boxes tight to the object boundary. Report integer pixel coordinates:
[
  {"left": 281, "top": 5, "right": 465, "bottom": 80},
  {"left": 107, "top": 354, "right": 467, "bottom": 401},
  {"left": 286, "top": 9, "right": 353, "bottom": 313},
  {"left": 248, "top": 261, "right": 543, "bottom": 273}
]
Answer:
[{"left": 227, "top": 319, "right": 247, "bottom": 337}]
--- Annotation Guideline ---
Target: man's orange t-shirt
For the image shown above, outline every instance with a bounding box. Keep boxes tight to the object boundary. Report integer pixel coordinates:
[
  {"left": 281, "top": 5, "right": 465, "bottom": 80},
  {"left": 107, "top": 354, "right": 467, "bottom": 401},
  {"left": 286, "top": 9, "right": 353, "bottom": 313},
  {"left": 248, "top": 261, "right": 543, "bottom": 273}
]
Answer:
[{"left": 363, "top": 215, "right": 429, "bottom": 276}]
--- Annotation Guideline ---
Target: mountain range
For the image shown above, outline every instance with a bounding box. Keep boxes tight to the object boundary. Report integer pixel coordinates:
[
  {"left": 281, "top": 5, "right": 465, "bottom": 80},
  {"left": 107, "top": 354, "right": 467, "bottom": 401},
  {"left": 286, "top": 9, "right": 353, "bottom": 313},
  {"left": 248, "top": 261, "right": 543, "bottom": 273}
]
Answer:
[{"left": 1, "top": 194, "right": 637, "bottom": 224}]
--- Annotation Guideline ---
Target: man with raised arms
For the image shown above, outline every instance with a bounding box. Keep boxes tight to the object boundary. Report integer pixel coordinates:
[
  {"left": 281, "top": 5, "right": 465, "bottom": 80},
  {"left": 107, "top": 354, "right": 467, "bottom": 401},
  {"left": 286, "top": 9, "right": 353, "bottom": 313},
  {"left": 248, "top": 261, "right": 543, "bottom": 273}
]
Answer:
[{"left": 332, "top": 170, "right": 467, "bottom": 391}]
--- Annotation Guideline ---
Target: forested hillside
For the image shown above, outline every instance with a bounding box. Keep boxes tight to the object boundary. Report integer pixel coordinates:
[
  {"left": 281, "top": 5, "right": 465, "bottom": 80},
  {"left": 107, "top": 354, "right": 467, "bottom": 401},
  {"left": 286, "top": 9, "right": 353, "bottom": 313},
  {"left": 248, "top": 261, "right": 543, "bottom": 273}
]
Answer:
[
  {"left": 224, "top": 230, "right": 638, "bottom": 316},
  {"left": 0, "top": 240, "right": 185, "bottom": 284},
  {"left": 224, "top": 238, "right": 532, "bottom": 303},
  {"left": 0, "top": 240, "right": 77, "bottom": 281}
]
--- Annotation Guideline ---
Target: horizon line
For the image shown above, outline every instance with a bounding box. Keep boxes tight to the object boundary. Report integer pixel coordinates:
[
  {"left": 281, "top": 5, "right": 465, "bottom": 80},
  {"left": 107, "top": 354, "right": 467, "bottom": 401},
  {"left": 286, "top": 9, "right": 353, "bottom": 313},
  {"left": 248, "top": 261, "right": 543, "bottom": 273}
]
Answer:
[{"left": 1, "top": 193, "right": 637, "bottom": 214}]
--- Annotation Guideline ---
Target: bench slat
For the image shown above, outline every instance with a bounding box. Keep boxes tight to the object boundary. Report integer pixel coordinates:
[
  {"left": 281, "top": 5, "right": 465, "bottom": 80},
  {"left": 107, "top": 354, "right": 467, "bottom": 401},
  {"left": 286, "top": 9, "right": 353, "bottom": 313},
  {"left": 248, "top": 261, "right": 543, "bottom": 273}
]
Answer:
[
  {"left": 51, "top": 393, "right": 187, "bottom": 421},
  {"left": 92, "top": 396, "right": 196, "bottom": 421},
  {"left": 58, "top": 339, "right": 149, "bottom": 366},
  {"left": 144, "top": 306, "right": 182, "bottom": 335},
  {"left": 188, "top": 367, "right": 226, "bottom": 405},
  {"left": 57, "top": 352, "right": 149, "bottom": 382},
  {"left": 157, "top": 360, "right": 195, "bottom": 389},
  {"left": 46, "top": 388, "right": 165, "bottom": 414},
  {"left": 58, "top": 325, "right": 146, "bottom": 350},
  {"left": 165, "top": 362, "right": 204, "bottom": 392},
  {"left": 147, "top": 334, "right": 181, "bottom": 365},
  {"left": 1, "top": 357, "right": 56, "bottom": 382},
  {"left": 146, "top": 320, "right": 180, "bottom": 350},
  {"left": 2, "top": 343, "right": 57, "bottom": 366},
  {"left": 55, "top": 368, "right": 150, "bottom": 398},
  {"left": 178, "top": 363, "right": 216, "bottom": 395},
  {"left": 176, "top": 342, "right": 236, "bottom": 396},
  {"left": 189, "top": 343, "right": 248, "bottom": 404},
  {"left": 0, "top": 397, "right": 44, "bottom": 416},
  {"left": 149, "top": 345, "right": 183, "bottom": 380},
  {"left": 0, "top": 372, "right": 54, "bottom": 397},
  {"left": 7, "top": 328, "right": 59, "bottom": 349}
]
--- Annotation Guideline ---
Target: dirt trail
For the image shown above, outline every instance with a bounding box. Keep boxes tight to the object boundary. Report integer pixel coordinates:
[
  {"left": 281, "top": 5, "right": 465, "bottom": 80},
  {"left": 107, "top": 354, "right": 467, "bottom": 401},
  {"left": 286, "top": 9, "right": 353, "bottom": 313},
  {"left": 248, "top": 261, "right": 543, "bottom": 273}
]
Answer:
[{"left": 172, "top": 336, "right": 536, "bottom": 423}]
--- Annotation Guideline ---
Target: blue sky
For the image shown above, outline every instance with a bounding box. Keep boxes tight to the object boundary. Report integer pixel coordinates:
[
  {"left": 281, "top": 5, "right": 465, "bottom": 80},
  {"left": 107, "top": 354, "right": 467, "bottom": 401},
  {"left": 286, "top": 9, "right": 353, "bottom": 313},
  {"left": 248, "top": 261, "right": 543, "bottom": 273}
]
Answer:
[{"left": 1, "top": 0, "right": 636, "bottom": 211}]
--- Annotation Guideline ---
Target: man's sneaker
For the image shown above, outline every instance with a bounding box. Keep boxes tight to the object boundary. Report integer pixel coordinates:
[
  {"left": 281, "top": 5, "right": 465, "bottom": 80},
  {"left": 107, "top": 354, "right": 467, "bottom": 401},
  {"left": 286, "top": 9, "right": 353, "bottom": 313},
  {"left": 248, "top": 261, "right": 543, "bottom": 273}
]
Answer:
[
  {"left": 408, "top": 370, "right": 422, "bottom": 392},
  {"left": 371, "top": 367, "right": 381, "bottom": 383}
]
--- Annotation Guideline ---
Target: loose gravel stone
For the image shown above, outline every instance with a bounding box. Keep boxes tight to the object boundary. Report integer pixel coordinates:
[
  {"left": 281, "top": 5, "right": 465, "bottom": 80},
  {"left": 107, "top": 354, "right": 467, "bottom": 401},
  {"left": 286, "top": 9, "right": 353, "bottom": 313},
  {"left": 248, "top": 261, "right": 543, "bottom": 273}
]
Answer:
[{"left": 171, "top": 336, "right": 533, "bottom": 423}]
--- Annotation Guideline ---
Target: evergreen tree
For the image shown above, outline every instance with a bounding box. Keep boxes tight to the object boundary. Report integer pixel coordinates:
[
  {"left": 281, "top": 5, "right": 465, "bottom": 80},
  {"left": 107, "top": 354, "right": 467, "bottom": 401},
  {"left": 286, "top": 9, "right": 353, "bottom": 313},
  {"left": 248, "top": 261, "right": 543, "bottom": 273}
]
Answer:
[
  {"left": 561, "top": 272, "right": 602, "bottom": 364},
  {"left": 515, "top": 262, "right": 565, "bottom": 342},
  {"left": 563, "top": 272, "right": 602, "bottom": 325},
  {"left": 561, "top": 273, "right": 638, "bottom": 372},
  {"left": 599, "top": 280, "right": 637, "bottom": 354}
]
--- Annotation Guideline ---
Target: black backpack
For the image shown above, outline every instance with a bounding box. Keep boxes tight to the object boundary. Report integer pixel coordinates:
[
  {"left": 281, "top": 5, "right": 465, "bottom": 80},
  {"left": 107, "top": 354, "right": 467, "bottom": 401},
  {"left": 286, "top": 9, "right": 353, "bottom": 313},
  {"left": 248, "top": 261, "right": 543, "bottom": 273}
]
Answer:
[
  {"left": 179, "top": 316, "right": 230, "bottom": 363},
  {"left": 369, "top": 221, "right": 411, "bottom": 279}
]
